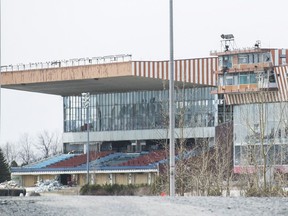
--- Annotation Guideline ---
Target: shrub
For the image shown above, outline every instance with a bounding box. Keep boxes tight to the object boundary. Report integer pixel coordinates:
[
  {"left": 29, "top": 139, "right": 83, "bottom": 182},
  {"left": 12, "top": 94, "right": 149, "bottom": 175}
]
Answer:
[
  {"left": 245, "top": 186, "right": 288, "bottom": 197},
  {"left": 80, "top": 184, "right": 154, "bottom": 196}
]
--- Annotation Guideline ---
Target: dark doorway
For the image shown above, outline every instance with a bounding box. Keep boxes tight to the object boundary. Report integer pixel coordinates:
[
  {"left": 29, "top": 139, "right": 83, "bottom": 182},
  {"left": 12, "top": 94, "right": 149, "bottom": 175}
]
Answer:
[{"left": 60, "top": 174, "right": 72, "bottom": 185}]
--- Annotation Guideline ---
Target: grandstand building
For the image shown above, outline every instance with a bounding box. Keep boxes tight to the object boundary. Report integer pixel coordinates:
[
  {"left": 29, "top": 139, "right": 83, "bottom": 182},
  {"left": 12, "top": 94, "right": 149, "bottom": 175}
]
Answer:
[{"left": 1, "top": 38, "right": 288, "bottom": 187}]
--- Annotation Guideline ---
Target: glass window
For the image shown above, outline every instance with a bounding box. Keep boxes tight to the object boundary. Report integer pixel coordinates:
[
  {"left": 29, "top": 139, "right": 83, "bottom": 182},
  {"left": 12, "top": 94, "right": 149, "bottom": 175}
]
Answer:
[
  {"left": 63, "top": 87, "right": 217, "bottom": 132},
  {"left": 269, "top": 71, "right": 276, "bottom": 83},
  {"left": 240, "top": 73, "right": 249, "bottom": 84},
  {"left": 238, "top": 54, "right": 248, "bottom": 64},
  {"left": 253, "top": 54, "right": 259, "bottom": 63},
  {"left": 248, "top": 54, "right": 253, "bottom": 64},
  {"left": 250, "top": 73, "right": 257, "bottom": 84},
  {"left": 218, "top": 56, "right": 223, "bottom": 68},
  {"left": 223, "top": 55, "right": 232, "bottom": 68},
  {"left": 234, "top": 74, "right": 238, "bottom": 85},
  {"left": 218, "top": 76, "right": 224, "bottom": 86},
  {"left": 225, "top": 75, "right": 233, "bottom": 85},
  {"left": 235, "top": 146, "right": 240, "bottom": 165},
  {"left": 263, "top": 52, "right": 271, "bottom": 62}
]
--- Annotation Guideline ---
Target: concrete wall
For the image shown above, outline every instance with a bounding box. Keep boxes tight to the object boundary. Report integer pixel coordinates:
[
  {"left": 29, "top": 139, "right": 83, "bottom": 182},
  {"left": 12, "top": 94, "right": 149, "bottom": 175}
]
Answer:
[
  {"left": 21, "top": 174, "right": 57, "bottom": 187},
  {"left": 77, "top": 172, "right": 156, "bottom": 186},
  {"left": 16, "top": 172, "right": 157, "bottom": 187},
  {"left": 63, "top": 127, "right": 215, "bottom": 144},
  {"left": 134, "top": 173, "right": 149, "bottom": 185},
  {"left": 40, "top": 174, "right": 57, "bottom": 181},
  {"left": 1, "top": 62, "right": 132, "bottom": 85},
  {"left": 115, "top": 174, "right": 128, "bottom": 185},
  {"left": 79, "top": 174, "right": 86, "bottom": 186},
  {"left": 22, "top": 175, "right": 37, "bottom": 187}
]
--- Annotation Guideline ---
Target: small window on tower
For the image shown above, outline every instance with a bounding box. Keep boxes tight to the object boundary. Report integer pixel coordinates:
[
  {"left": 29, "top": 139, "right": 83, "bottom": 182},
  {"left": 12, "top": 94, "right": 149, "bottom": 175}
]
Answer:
[
  {"left": 238, "top": 54, "right": 248, "bottom": 64},
  {"left": 250, "top": 73, "right": 257, "bottom": 84},
  {"left": 264, "top": 53, "right": 271, "bottom": 62},
  {"left": 269, "top": 71, "right": 276, "bottom": 83}
]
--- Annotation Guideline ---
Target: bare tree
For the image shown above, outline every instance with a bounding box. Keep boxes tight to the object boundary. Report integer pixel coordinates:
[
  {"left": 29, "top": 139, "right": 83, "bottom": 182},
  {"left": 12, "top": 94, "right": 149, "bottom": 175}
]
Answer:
[
  {"left": 36, "top": 130, "right": 62, "bottom": 158},
  {"left": 18, "top": 133, "right": 35, "bottom": 165},
  {"left": 2, "top": 142, "right": 18, "bottom": 166},
  {"left": 236, "top": 90, "right": 288, "bottom": 196},
  {"left": 152, "top": 84, "right": 234, "bottom": 196}
]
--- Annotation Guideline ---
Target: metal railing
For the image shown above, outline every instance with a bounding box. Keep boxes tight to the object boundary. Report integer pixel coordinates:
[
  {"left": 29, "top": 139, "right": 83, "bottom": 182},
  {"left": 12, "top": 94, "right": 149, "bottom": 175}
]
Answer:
[
  {"left": 210, "top": 47, "right": 270, "bottom": 56},
  {"left": 1, "top": 54, "right": 132, "bottom": 72}
]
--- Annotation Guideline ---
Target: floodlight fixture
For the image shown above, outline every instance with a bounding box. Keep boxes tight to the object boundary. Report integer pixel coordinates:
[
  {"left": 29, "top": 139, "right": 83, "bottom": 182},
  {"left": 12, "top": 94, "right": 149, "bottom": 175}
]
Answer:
[{"left": 221, "top": 34, "right": 234, "bottom": 40}]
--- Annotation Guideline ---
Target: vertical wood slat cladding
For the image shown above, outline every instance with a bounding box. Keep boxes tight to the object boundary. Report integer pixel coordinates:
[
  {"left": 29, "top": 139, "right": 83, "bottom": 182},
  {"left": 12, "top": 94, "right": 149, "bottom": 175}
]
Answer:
[
  {"left": 132, "top": 57, "right": 217, "bottom": 86},
  {"left": 271, "top": 49, "right": 288, "bottom": 66}
]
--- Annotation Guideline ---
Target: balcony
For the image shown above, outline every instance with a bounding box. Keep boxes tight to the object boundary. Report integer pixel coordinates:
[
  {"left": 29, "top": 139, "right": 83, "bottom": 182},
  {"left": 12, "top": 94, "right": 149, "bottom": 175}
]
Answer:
[
  {"left": 211, "top": 84, "right": 258, "bottom": 94},
  {"left": 215, "top": 62, "right": 273, "bottom": 75},
  {"left": 211, "top": 83, "right": 278, "bottom": 95}
]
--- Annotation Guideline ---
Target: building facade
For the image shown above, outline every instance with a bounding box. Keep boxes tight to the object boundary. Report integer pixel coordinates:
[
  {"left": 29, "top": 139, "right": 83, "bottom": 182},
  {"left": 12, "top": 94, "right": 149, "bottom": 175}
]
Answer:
[
  {"left": 62, "top": 87, "right": 217, "bottom": 153},
  {"left": 1, "top": 54, "right": 219, "bottom": 186},
  {"left": 211, "top": 37, "right": 288, "bottom": 174},
  {"left": 2, "top": 39, "right": 288, "bottom": 187}
]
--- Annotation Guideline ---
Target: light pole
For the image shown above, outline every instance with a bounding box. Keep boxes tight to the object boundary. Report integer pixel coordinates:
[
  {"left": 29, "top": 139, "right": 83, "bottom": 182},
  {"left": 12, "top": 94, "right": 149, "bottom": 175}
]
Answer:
[
  {"left": 169, "top": 0, "right": 175, "bottom": 197},
  {"left": 82, "top": 92, "right": 90, "bottom": 185}
]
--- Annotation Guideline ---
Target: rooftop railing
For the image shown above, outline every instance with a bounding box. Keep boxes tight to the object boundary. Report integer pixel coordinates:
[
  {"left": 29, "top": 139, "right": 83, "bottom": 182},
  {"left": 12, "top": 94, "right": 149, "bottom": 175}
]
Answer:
[
  {"left": 210, "top": 47, "right": 270, "bottom": 56},
  {"left": 0, "top": 54, "right": 132, "bottom": 72}
]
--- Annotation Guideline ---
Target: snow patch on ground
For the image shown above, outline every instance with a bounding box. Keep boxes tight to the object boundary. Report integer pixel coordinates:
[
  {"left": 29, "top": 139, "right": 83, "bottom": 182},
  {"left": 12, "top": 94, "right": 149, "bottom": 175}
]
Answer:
[
  {"left": 0, "top": 180, "right": 23, "bottom": 189},
  {"left": 34, "top": 180, "right": 65, "bottom": 193}
]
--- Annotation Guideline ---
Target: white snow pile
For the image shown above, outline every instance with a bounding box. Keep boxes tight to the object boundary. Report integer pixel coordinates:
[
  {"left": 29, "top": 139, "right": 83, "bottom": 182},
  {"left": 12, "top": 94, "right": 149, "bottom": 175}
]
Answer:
[
  {"left": 0, "top": 180, "right": 22, "bottom": 189},
  {"left": 34, "top": 179, "right": 65, "bottom": 193}
]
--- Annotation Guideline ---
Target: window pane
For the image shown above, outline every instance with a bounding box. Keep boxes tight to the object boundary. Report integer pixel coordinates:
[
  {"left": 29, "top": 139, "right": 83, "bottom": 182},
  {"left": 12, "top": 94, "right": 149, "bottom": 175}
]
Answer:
[
  {"left": 238, "top": 54, "right": 248, "bottom": 64},
  {"left": 250, "top": 73, "right": 257, "bottom": 84},
  {"left": 240, "top": 74, "right": 249, "bottom": 84},
  {"left": 225, "top": 75, "right": 233, "bottom": 85}
]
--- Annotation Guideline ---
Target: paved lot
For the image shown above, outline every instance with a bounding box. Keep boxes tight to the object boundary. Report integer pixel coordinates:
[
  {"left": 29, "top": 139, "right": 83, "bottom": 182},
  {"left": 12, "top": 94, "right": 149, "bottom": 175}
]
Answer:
[{"left": 0, "top": 195, "right": 288, "bottom": 216}]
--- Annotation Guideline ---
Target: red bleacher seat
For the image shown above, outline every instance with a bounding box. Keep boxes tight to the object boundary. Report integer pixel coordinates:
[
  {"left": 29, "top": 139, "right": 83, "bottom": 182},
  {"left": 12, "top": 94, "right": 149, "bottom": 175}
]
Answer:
[
  {"left": 118, "top": 150, "right": 166, "bottom": 167},
  {"left": 47, "top": 151, "right": 113, "bottom": 168}
]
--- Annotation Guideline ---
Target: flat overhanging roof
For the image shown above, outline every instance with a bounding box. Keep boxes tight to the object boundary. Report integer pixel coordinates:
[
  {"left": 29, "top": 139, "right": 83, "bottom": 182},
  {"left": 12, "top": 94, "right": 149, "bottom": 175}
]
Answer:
[
  {"left": 1, "top": 58, "right": 218, "bottom": 96},
  {"left": 4, "top": 76, "right": 197, "bottom": 96}
]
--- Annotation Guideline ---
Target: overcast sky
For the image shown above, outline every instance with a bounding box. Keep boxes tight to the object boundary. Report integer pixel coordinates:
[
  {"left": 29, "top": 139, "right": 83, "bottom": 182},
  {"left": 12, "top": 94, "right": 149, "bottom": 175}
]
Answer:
[{"left": 1, "top": 0, "right": 288, "bottom": 145}]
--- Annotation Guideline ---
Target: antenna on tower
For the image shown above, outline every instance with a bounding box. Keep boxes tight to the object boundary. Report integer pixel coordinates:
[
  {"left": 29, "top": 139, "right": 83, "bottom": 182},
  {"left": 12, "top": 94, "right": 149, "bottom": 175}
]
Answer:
[
  {"left": 254, "top": 40, "right": 261, "bottom": 49},
  {"left": 220, "top": 34, "right": 235, "bottom": 52}
]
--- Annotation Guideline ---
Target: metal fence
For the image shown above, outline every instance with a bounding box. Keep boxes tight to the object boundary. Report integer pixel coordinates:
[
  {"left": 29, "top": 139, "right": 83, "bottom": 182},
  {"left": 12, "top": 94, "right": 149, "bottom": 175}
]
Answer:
[{"left": 1, "top": 54, "right": 132, "bottom": 72}]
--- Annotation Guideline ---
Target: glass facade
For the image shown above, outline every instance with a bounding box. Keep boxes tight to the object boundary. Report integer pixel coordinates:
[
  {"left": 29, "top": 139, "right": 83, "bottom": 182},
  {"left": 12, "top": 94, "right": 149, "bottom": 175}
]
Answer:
[
  {"left": 233, "top": 102, "right": 288, "bottom": 165},
  {"left": 237, "top": 52, "right": 271, "bottom": 64},
  {"left": 219, "top": 72, "right": 258, "bottom": 86},
  {"left": 63, "top": 87, "right": 217, "bottom": 133},
  {"left": 219, "top": 55, "right": 233, "bottom": 69}
]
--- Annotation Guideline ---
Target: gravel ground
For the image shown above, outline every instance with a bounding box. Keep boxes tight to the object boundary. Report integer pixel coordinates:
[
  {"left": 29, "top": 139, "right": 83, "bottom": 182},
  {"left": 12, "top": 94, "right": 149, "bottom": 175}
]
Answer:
[{"left": 0, "top": 196, "right": 288, "bottom": 216}]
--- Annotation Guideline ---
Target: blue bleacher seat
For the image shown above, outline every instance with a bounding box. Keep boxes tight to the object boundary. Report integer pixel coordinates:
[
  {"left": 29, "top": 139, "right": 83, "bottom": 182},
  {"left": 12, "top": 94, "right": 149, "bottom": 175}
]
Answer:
[{"left": 25, "top": 154, "right": 76, "bottom": 168}]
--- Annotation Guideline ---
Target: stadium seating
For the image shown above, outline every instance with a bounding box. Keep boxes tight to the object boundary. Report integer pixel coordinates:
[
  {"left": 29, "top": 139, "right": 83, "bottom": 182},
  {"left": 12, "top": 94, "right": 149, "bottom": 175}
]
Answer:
[
  {"left": 118, "top": 150, "right": 167, "bottom": 166},
  {"left": 25, "top": 154, "right": 76, "bottom": 168},
  {"left": 47, "top": 151, "right": 113, "bottom": 168}
]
